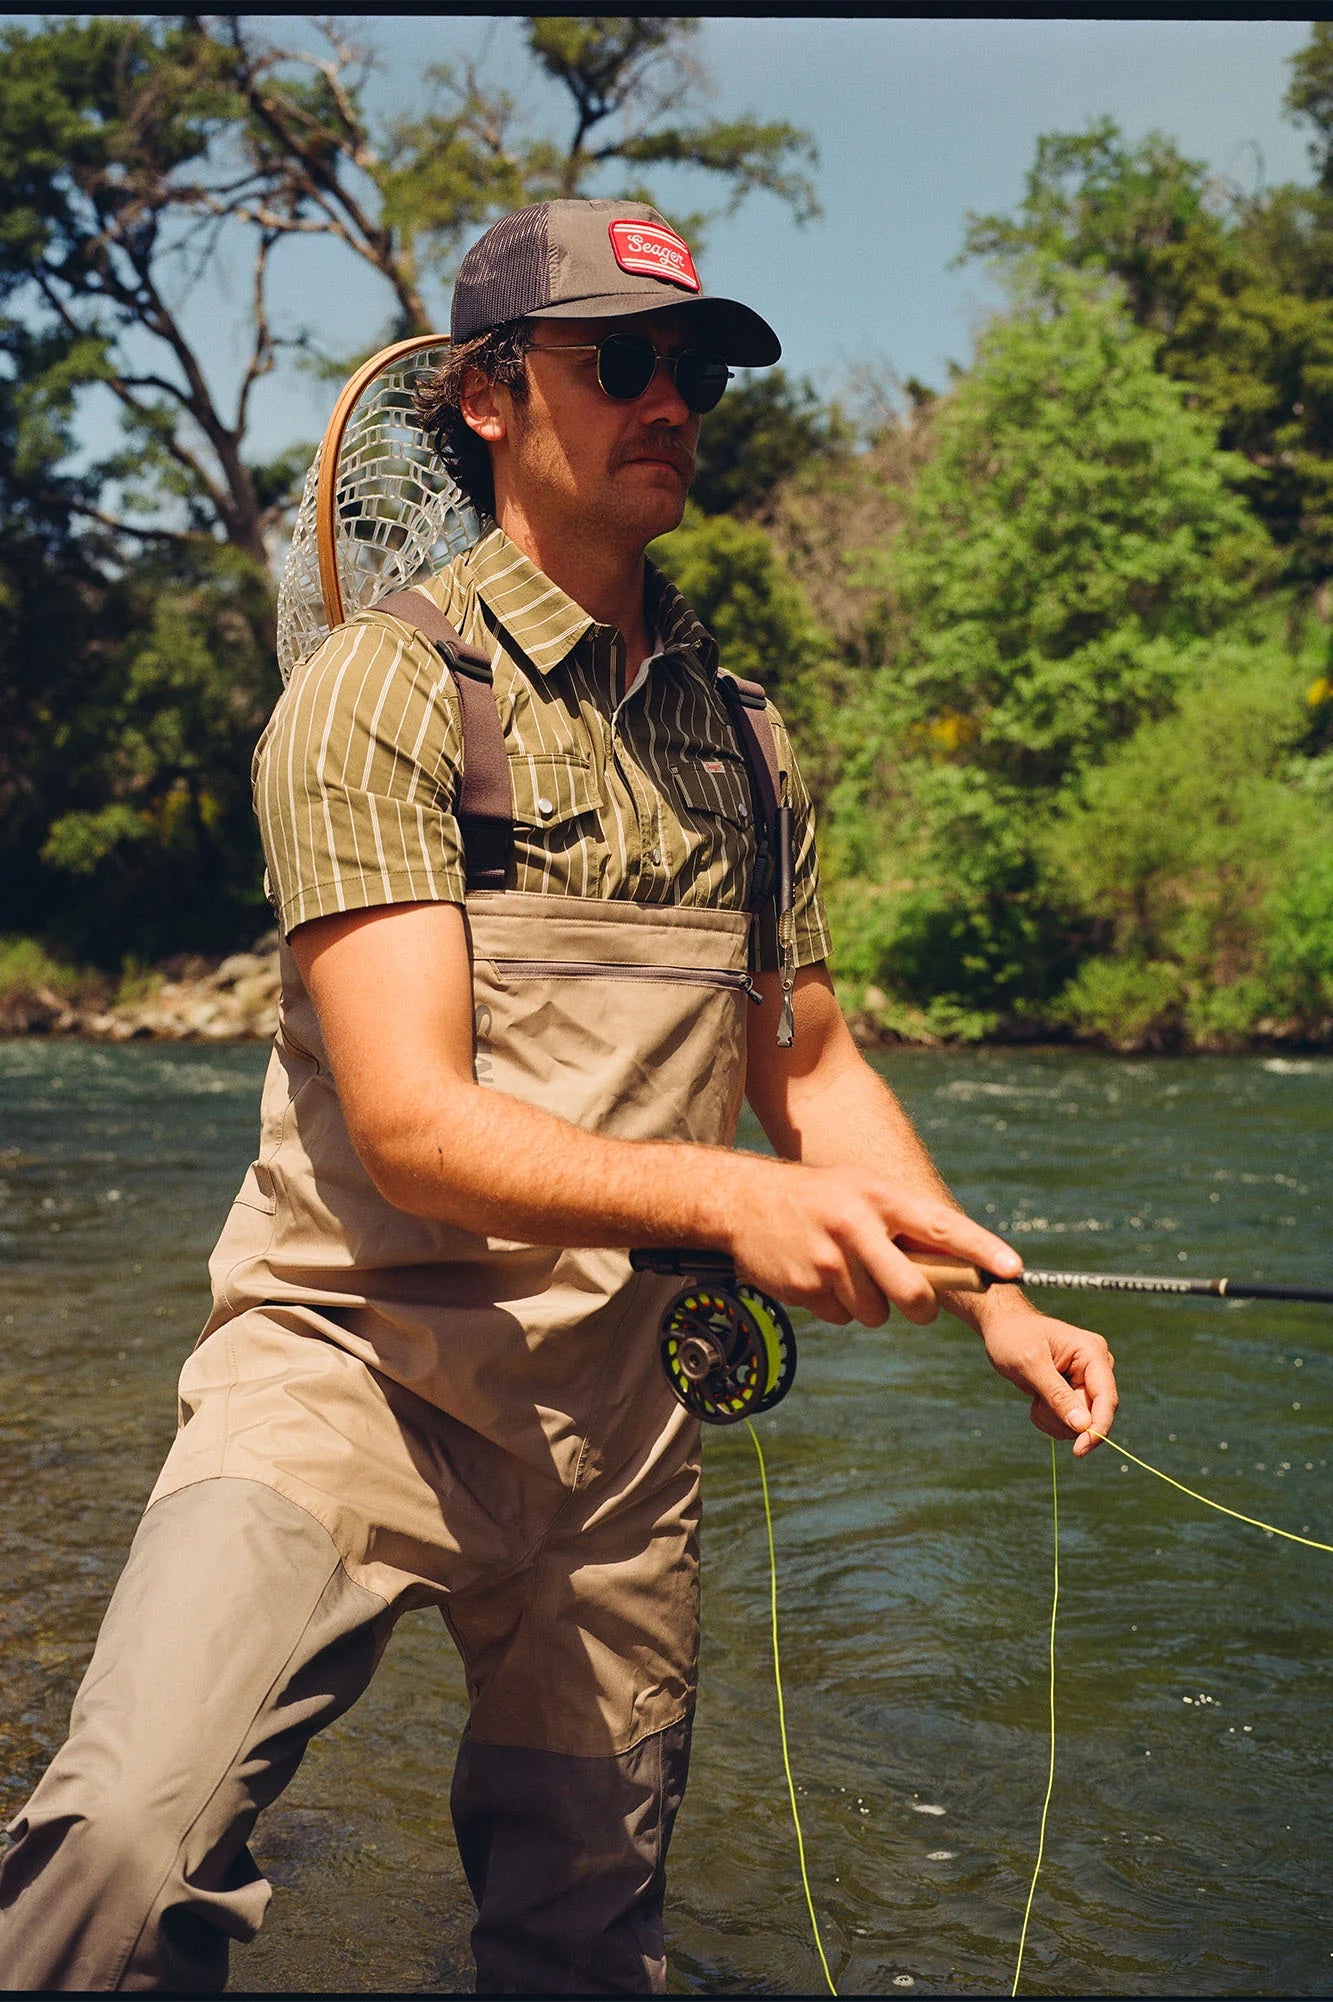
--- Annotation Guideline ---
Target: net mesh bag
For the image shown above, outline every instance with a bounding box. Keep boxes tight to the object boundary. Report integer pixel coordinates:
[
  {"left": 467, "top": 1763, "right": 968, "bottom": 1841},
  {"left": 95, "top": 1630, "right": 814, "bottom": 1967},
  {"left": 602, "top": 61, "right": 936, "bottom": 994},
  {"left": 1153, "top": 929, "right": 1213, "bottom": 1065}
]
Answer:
[{"left": 276, "top": 341, "right": 482, "bottom": 684}]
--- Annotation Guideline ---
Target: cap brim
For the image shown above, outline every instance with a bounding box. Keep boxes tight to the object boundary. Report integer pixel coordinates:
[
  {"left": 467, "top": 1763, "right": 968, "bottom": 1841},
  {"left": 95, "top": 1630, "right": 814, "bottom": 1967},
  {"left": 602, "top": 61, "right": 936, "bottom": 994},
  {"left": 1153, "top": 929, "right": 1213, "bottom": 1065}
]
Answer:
[{"left": 527, "top": 290, "right": 780, "bottom": 367}]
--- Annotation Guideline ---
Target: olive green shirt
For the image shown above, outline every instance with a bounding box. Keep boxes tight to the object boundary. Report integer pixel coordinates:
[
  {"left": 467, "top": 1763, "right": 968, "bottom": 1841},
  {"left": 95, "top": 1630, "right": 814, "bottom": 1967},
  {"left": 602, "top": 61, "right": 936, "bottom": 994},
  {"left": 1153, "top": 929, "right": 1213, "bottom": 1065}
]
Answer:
[{"left": 254, "top": 525, "right": 831, "bottom": 966}]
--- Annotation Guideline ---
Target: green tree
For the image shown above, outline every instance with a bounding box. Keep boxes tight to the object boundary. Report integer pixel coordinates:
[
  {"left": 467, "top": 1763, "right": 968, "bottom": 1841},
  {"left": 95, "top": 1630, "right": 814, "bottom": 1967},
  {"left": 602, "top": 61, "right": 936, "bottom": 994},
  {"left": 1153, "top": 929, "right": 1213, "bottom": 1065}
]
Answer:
[
  {"left": 690, "top": 369, "right": 847, "bottom": 519},
  {"left": 650, "top": 502, "right": 839, "bottom": 795},
  {"left": 878, "top": 264, "right": 1267, "bottom": 785},
  {"left": 960, "top": 100, "right": 1333, "bottom": 584},
  {"left": 0, "top": 13, "right": 818, "bottom": 967},
  {"left": 0, "top": 13, "right": 817, "bottom": 578},
  {"left": 1045, "top": 642, "right": 1332, "bottom": 1048},
  {"left": 833, "top": 264, "right": 1272, "bottom": 1033}
]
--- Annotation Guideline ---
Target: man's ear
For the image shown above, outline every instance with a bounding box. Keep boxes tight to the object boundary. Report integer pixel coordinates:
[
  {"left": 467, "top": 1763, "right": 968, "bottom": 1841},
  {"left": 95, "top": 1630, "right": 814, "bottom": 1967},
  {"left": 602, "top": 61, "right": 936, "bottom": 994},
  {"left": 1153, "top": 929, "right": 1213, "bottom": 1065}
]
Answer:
[{"left": 459, "top": 368, "right": 506, "bottom": 444}]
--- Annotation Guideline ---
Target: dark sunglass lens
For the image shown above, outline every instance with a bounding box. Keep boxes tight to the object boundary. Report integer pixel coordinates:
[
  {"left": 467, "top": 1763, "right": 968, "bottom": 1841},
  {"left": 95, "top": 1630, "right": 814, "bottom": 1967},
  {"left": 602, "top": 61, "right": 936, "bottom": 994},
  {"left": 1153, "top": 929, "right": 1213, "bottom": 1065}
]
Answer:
[
  {"left": 596, "top": 335, "right": 657, "bottom": 401},
  {"left": 675, "top": 354, "right": 730, "bottom": 414}
]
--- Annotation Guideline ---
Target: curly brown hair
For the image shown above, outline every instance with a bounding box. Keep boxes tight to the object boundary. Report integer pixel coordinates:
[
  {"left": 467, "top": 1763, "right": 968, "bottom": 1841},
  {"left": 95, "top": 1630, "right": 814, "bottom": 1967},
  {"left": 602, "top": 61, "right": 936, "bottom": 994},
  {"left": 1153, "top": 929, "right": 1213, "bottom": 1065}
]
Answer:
[{"left": 412, "top": 320, "right": 533, "bottom": 519}]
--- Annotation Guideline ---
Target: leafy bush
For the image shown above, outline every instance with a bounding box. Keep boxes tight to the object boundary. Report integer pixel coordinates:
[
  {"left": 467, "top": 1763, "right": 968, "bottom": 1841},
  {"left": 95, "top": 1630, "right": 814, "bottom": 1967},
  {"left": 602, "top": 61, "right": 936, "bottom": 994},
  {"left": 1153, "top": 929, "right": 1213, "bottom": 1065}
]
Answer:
[
  {"left": 649, "top": 503, "right": 841, "bottom": 796},
  {"left": 829, "top": 265, "right": 1276, "bottom": 1032},
  {"left": 1043, "top": 641, "right": 1331, "bottom": 1046},
  {"left": 0, "top": 935, "right": 104, "bottom": 1006}
]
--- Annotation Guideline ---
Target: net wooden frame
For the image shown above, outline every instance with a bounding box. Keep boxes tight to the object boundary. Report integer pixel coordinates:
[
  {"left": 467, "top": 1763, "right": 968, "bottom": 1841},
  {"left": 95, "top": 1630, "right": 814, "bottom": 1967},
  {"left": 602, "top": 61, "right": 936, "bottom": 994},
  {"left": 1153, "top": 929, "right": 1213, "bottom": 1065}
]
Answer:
[{"left": 276, "top": 333, "right": 482, "bottom": 683}]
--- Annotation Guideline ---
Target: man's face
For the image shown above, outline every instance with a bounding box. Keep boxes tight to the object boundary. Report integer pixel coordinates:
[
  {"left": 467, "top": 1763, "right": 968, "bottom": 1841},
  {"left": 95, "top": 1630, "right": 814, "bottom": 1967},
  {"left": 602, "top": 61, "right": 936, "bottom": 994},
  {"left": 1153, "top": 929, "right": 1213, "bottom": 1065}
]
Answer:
[{"left": 478, "top": 309, "right": 704, "bottom": 550}]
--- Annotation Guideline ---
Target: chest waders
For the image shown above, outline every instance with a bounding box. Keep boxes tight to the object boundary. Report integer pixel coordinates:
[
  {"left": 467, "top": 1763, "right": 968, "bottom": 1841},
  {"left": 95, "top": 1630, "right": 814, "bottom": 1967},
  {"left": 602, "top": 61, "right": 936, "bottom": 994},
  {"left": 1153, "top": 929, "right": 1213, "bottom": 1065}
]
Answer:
[
  {"left": 0, "top": 591, "right": 800, "bottom": 1996},
  {"left": 151, "top": 589, "right": 793, "bottom": 1630}
]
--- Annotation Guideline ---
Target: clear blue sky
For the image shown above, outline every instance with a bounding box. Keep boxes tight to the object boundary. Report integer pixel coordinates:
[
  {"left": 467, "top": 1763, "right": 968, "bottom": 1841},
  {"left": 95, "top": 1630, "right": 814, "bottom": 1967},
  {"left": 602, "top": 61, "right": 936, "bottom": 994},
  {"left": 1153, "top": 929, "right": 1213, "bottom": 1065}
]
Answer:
[{"left": 30, "top": 16, "right": 1321, "bottom": 461}]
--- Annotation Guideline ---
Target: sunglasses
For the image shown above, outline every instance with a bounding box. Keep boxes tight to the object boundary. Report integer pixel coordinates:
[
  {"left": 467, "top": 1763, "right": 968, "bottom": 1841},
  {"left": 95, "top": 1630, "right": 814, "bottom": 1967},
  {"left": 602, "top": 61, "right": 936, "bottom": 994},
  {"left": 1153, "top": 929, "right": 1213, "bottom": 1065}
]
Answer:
[{"left": 529, "top": 333, "right": 732, "bottom": 413}]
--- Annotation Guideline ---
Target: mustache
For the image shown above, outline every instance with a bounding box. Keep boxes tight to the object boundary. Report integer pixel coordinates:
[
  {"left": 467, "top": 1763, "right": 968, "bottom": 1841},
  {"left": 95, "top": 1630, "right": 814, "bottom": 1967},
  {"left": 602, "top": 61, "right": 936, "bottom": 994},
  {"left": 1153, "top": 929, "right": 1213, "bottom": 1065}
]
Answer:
[{"left": 611, "top": 430, "right": 696, "bottom": 477}]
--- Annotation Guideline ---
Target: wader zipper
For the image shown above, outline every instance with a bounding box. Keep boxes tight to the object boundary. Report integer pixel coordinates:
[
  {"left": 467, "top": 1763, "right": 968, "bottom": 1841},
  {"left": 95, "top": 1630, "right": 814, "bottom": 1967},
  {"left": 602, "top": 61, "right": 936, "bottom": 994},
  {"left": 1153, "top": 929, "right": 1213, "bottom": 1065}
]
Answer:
[{"left": 490, "top": 959, "right": 764, "bottom": 1005}]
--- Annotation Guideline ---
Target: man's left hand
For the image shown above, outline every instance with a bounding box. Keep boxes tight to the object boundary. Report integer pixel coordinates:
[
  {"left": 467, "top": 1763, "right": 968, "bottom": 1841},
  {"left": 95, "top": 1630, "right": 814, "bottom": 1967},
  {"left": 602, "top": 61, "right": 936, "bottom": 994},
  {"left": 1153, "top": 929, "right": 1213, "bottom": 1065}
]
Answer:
[{"left": 976, "top": 1301, "right": 1117, "bottom": 1457}]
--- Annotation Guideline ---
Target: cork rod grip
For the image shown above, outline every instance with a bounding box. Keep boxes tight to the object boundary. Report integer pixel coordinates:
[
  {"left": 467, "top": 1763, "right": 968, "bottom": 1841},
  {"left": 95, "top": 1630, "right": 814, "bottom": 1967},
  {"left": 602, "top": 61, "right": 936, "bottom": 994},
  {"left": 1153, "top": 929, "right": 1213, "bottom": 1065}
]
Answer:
[{"left": 908, "top": 1253, "right": 995, "bottom": 1293}]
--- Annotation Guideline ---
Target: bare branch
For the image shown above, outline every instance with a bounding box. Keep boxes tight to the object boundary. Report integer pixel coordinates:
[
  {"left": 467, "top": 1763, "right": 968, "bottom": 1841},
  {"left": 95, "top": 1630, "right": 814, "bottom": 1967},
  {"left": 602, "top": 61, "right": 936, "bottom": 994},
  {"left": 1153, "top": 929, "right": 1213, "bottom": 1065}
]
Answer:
[
  {"left": 235, "top": 230, "right": 278, "bottom": 437},
  {"left": 110, "top": 373, "right": 194, "bottom": 407},
  {"left": 66, "top": 500, "right": 207, "bottom": 546}
]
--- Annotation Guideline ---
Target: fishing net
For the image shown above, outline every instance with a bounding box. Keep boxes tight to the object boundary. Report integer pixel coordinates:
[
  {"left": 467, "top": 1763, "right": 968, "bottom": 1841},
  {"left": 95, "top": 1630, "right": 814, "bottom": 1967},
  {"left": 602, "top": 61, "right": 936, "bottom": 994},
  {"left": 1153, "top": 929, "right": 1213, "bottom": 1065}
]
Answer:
[{"left": 276, "top": 339, "right": 482, "bottom": 683}]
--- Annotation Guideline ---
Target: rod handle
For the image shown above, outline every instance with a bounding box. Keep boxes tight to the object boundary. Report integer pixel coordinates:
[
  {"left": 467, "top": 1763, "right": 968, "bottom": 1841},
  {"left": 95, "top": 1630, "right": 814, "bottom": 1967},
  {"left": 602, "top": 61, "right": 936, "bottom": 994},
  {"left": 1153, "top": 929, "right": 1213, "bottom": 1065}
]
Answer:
[{"left": 908, "top": 1254, "right": 996, "bottom": 1293}]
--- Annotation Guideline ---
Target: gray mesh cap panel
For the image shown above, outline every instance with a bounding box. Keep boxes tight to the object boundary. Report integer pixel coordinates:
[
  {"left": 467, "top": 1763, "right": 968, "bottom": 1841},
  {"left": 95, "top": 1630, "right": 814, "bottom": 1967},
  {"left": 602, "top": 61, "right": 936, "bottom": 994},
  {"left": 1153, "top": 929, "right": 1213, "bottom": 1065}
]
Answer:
[{"left": 451, "top": 205, "right": 553, "bottom": 340}]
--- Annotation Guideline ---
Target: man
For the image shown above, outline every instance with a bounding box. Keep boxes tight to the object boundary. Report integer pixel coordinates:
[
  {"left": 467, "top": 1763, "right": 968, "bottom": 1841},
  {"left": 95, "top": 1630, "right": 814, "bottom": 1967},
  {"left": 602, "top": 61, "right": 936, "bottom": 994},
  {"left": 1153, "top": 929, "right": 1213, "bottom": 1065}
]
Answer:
[{"left": 0, "top": 199, "right": 1116, "bottom": 1995}]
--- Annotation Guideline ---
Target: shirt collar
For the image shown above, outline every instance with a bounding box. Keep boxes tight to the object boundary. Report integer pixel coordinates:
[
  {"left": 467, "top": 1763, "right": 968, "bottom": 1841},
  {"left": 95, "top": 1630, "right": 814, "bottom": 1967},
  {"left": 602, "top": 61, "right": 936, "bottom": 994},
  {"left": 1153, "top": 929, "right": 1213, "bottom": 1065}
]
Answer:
[
  {"left": 464, "top": 524, "right": 717, "bottom": 679},
  {"left": 466, "top": 525, "right": 593, "bottom": 674},
  {"left": 645, "top": 561, "right": 719, "bottom": 677}
]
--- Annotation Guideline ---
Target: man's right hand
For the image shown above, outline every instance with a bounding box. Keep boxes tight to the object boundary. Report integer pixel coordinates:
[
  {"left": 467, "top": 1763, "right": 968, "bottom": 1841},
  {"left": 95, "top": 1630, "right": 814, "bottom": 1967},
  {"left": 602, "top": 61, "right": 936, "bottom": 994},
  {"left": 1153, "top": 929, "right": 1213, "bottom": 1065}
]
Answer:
[{"left": 723, "top": 1157, "right": 1023, "bottom": 1327}]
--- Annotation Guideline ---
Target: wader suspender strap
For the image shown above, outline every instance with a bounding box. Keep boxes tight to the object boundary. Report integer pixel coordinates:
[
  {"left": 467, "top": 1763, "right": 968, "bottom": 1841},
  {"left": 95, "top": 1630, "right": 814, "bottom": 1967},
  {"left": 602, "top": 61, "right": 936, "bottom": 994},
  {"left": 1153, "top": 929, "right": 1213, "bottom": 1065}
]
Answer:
[
  {"left": 718, "top": 672, "right": 797, "bottom": 1045},
  {"left": 374, "top": 589, "right": 513, "bottom": 891}
]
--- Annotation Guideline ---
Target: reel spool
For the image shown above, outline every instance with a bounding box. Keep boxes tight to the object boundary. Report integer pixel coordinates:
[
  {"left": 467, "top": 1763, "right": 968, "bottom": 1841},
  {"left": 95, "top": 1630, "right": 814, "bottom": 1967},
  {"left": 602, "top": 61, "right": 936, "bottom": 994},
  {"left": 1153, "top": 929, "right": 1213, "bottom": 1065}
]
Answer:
[{"left": 659, "top": 1276, "right": 797, "bottom": 1426}]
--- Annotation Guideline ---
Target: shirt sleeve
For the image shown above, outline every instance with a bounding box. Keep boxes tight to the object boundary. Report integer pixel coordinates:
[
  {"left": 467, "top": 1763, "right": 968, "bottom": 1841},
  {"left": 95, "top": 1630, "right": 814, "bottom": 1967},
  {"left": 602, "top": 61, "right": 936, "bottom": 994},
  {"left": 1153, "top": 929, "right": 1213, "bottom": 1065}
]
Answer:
[
  {"left": 770, "top": 707, "right": 833, "bottom": 969},
  {"left": 253, "top": 611, "right": 468, "bottom": 938}
]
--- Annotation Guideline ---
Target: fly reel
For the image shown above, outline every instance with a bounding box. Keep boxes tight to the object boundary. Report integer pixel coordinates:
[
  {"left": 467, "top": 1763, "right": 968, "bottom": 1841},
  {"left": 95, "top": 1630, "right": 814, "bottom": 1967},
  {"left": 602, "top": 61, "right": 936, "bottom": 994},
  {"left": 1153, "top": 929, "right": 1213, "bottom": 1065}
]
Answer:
[{"left": 630, "top": 1249, "right": 797, "bottom": 1426}]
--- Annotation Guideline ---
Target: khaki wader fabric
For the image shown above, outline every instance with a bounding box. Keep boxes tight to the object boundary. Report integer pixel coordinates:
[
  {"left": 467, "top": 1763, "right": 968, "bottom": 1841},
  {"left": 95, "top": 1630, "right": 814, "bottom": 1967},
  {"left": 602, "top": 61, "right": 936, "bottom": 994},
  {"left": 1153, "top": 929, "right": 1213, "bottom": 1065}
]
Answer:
[
  {"left": 0, "top": 892, "right": 750, "bottom": 1992},
  {"left": 0, "top": 1478, "right": 691, "bottom": 1995},
  {"left": 155, "top": 892, "right": 749, "bottom": 1755}
]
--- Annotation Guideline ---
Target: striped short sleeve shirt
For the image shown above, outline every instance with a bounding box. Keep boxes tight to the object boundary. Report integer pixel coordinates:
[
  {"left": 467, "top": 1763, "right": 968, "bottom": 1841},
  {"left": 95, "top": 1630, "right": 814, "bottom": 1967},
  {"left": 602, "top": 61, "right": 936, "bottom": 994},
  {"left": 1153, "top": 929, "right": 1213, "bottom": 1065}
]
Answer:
[{"left": 254, "top": 525, "right": 831, "bottom": 969}]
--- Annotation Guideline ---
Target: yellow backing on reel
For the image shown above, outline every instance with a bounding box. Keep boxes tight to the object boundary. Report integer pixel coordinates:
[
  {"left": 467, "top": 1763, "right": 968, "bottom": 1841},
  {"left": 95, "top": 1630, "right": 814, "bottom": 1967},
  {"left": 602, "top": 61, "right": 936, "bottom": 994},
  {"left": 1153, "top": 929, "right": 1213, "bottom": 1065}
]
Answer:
[{"left": 659, "top": 1278, "right": 797, "bottom": 1426}]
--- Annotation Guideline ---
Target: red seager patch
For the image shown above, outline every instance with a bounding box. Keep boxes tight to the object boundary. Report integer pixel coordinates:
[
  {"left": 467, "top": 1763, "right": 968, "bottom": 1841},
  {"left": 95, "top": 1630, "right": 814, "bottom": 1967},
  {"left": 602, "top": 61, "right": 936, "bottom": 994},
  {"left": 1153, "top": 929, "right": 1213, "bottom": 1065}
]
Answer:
[{"left": 609, "top": 220, "right": 700, "bottom": 293}]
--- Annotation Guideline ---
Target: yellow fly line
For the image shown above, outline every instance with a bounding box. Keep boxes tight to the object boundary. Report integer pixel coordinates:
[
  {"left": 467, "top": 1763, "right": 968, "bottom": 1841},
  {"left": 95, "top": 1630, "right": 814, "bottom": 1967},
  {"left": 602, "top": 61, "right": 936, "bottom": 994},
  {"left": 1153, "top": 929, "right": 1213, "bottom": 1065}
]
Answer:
[{"left": 751, "top": 1420, "right": 1331, "bottom": 1999}]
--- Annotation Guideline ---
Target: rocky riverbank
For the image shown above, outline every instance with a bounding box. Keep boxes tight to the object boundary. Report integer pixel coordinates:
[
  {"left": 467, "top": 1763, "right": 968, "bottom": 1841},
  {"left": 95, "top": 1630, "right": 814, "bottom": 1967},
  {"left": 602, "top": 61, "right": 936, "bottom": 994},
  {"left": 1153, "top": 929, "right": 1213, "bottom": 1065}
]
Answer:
[
  {"left": 0, "top": 939, "right": 281, "bottom": 1041},
  {"left": 2, "top": 936, "right": 1327, "bottom": 1053}
]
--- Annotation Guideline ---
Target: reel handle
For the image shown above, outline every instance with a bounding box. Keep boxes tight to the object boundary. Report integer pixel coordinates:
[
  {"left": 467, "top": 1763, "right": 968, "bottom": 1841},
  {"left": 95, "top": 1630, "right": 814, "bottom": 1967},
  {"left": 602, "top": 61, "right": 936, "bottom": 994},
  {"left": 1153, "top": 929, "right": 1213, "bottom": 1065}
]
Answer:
[{"left": 630, "top": 1247, "right": 736, "bottom": 1281}]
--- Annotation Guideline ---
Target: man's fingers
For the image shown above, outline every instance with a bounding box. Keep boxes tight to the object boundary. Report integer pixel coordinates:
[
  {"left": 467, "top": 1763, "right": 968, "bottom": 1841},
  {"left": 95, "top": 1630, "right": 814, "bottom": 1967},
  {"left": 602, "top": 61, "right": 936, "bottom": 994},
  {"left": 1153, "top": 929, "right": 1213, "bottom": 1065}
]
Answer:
[
  {"left": 883, "top": 1194, "right": 1022, "bottom": 1284},
  {"left": 858, "top": 1234, "right": 939, "bottom": 1325},
  {"left": 1024, "top": 1351, "right": 1093, "bottom": 1441},
  {"left": 1079, "top": 1343, "right": 1119, "bottom": 1453}
]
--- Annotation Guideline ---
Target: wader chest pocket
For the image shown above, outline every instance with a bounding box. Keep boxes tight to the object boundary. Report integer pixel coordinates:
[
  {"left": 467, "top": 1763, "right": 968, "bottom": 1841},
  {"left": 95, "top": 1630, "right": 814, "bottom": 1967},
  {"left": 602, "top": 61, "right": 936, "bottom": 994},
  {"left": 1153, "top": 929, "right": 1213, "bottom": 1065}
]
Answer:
[{"left": 510, "top": 753, "right": 600, "bottom": 829}]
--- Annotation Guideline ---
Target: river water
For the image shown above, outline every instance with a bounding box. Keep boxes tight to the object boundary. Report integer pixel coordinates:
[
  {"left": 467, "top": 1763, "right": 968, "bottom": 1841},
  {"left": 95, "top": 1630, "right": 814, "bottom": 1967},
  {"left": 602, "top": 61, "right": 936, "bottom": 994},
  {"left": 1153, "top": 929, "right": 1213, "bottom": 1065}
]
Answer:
[{"left": 1, "top": 1039, "right": 1329, "bottom": 1996}]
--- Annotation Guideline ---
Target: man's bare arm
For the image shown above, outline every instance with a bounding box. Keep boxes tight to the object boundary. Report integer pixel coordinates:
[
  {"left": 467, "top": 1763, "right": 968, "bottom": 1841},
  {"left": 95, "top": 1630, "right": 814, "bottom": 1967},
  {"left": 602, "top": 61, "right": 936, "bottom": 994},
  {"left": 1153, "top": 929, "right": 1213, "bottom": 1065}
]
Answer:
[
  {"left": 745, "top": 962, "right": 1118, "bottom": 1455},
  {"left": 290, "top": 902, "right": 1024, "bottom": 1326}
]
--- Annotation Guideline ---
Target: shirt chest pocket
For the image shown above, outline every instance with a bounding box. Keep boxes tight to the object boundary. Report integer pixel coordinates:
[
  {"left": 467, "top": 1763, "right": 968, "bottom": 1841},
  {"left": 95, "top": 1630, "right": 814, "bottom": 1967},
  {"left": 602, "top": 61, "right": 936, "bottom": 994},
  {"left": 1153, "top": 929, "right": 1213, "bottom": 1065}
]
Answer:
[
  {"left": 509, "top": 751, "right": 602, "bottom": 831},
  {"left": 669, "top": 754, "right": 754, "bottom": 833}
]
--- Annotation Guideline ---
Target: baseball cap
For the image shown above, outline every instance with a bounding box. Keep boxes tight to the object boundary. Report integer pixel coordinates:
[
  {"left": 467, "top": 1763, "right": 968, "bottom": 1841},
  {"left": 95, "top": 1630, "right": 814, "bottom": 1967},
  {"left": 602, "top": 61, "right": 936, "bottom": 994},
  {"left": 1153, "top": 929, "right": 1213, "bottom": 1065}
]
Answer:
[{"left": 450, "top": 199, "right": 780, "bottom": 367}]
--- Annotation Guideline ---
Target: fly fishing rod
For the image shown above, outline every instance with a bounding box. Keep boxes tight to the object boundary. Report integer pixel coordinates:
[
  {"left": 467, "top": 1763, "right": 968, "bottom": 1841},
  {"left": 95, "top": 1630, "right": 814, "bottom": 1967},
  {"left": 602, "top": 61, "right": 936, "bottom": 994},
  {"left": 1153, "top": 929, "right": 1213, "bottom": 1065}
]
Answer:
[
  {"left": 633, "top": 1248, "right": 1333, "bottom": 1427},
  {"left": 908, "top": 1254, "right": 1333, "bottom": 1304}
]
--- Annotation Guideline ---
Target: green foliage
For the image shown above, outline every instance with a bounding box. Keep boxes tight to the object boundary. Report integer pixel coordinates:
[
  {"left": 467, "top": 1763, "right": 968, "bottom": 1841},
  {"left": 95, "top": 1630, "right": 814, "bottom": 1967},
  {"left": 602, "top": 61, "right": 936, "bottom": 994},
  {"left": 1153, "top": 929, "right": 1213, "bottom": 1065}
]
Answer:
[
  {"left": 882, "top": 264, "right": 1269, "bottom": 787},
  {"left": 0, "top": 936, "right": 95, "bottom": 1005},
  {"left": 1267, "top": 845, "right": 1333, "bottom": 1017},
  {"left": 961, "top": 111, "right": 1333, "bottom": 584},
  {"left": 826, "top": 266, "right": 1279, "bottom": 1035},
  {"left": 0, "top": 13, "right": 818, "bottom": 576},
  {"left": 649, "top": 503, "right": 838, "bottom": 794},
  {"left": 690, "top": 369, "right": 848, "bottom": 519},
  {"left": 0, "top": 12, "right": 818, "bottom": 973},
  {"left": 1043, "top": 643, "right": 1326, "bottom": 1047},
  {"left": 3, "top": 16, "right": 1332, "bottom": 1056},
  {"left": 1285, "top": 20, "right": 1333, "bottom": 192}
]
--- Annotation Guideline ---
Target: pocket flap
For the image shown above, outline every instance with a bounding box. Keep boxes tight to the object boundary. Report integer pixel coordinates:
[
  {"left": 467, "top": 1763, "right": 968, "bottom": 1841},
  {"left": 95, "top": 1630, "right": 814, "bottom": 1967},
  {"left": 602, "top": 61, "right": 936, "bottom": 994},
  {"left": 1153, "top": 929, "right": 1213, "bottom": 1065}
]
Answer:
[
  {"left": 670, "top": 753, "right": 752, "bottom": 828},
  {"left": 510, "top": 753, "right": 601, "bottom": 829}
]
